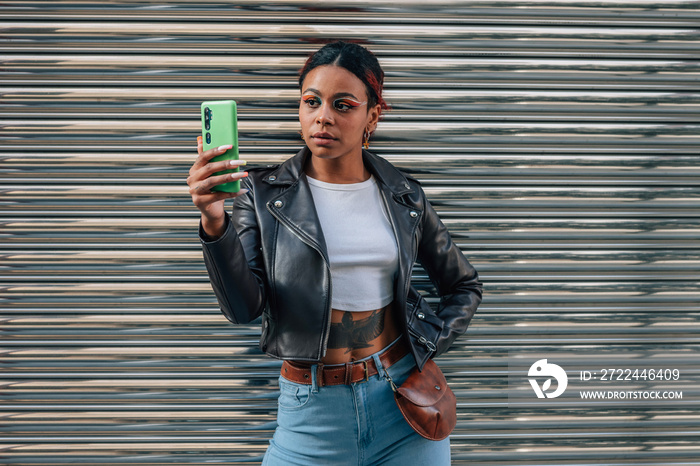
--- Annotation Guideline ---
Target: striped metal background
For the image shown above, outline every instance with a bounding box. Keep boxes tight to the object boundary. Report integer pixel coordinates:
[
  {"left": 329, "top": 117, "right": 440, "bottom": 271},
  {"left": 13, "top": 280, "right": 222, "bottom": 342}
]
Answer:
[{"left": 2, "top": 1, "right": 700, "bottom": 464}]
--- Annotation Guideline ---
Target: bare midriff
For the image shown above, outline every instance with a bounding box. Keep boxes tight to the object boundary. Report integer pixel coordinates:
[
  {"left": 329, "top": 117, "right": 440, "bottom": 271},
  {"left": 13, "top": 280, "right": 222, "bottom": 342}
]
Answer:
[{"left": 318, "top": 301, "right": 402, "bottom": 365}]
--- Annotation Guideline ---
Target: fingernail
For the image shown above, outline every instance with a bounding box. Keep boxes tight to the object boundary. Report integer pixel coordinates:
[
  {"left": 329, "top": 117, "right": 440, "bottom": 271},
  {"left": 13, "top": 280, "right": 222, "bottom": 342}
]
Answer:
[
  {"left": 230, "top": 160, "right": 246, "bottom": 166},
  {"left": 197, "top": 136, "right": 202, "bottom": 143},
  {"left": 218, "top": 144, "right": 233, "bottom": 151},
  {"left": 238, "top": 172, "right": 249, "bottom": 178}
]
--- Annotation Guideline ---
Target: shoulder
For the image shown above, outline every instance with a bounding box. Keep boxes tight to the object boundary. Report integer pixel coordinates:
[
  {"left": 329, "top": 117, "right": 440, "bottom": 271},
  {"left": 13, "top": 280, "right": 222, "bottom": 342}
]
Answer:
[
  {"left": 240, "top": 164, "right": 280, "bottom": 189},
  {"left": 246, "top": 164, "right": 280, "bottom": 178},
  {"left": 392, "top": 167, "right": 426, "bottom": 203},
  {"left": 402, "top": 171, "right": 423, "bottom": 187},
  {"left": 364, "top": 150, "right": 424, "bottom": 197}
]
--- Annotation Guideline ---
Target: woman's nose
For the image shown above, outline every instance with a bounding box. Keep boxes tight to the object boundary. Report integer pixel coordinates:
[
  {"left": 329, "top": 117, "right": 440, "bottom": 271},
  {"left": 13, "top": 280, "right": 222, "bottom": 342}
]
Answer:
[{"left": 316, "top": 103, "right": 334, "bottom": 125}]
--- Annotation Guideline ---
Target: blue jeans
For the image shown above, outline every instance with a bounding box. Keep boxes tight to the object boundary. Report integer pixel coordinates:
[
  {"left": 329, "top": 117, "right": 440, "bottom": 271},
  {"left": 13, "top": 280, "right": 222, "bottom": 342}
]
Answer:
[{"left": 262, "top": 343, "right": 451, "bottom": 465}]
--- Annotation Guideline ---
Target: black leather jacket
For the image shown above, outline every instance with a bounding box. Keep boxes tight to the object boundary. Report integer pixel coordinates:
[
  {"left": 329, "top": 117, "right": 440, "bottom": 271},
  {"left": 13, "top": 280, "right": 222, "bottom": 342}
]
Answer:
[{"left": 200, "top": 147, "right": 482, "bottom": 370}]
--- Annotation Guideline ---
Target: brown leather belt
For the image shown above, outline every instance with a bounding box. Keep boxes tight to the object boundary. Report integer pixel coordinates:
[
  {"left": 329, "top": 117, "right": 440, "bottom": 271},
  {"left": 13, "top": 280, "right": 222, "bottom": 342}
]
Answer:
[{"left": 281, "top": 339, "right": 410, "bottom": 387}]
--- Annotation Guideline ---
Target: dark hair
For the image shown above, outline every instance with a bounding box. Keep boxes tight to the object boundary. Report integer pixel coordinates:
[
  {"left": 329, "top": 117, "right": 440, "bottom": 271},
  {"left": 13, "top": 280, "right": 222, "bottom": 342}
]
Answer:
[{"left": 298, "top": 41, "right": 389, "bottom": 114}]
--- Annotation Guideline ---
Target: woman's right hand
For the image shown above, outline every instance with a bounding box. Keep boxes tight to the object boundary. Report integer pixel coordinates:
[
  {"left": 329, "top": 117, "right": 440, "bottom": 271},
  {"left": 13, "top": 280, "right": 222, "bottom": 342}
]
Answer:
[{"left": 187, "top": 136, "right": 248, "bottom": 237}]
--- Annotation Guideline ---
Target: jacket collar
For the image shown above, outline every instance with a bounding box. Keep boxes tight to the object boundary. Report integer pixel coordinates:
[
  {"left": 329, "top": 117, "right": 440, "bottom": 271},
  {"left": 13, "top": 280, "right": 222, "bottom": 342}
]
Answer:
[{"left": 264, "top": 146, "right": 414, "bottom": 196}]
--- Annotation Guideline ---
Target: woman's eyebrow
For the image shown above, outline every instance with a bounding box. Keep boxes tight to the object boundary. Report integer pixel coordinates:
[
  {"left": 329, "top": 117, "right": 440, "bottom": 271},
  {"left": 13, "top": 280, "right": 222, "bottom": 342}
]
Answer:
[
  {"left": 301, "top": 88, "right": 360, "bottom": 100},
  {"left": 332, "top": 92, "right": 360, "bottom": 100},
  {"left": 301, "top": 87, "right": 319, "bottom": 95}
]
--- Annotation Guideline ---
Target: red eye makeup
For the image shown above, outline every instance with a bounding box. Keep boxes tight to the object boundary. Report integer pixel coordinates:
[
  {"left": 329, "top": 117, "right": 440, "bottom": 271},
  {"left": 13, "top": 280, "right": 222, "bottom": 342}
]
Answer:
[
  {"left": 333, "top": 98, "right": 367, "bottom": 109},
  {"left": 301, "top": 94, "right": 367, "bottom": 112}
]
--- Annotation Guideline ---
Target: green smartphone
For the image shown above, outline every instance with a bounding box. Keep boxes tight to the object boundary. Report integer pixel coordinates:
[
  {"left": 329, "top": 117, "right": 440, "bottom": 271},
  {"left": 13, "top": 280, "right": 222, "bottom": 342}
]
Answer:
[{"left": 201, "top": 100, "right": 239, "bottom": 192}]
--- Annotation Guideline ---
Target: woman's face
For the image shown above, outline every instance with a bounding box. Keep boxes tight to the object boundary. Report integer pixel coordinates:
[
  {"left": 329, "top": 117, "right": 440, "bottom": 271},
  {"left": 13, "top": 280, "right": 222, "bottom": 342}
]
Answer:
[{"left": 299, "top": 65, "right": 381, "bottom": 162}]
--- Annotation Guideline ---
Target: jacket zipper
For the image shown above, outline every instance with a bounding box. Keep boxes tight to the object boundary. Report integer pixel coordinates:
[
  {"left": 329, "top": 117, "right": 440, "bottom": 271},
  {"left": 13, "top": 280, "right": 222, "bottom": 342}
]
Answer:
[
  {"left": 283, "top": 227, "right": 333, "bottom": 357},
  {"left": 267, "top": 201, "right": 333, "bottom": 359},
  {"left": 379, "top": 189, "right": 437, "bottom": 360},
  {"left": 408, "top": 327, "right": 437, "bottom": 353},
  {"left": 379, "top": 189, "right": 421, "bottom": 325}
]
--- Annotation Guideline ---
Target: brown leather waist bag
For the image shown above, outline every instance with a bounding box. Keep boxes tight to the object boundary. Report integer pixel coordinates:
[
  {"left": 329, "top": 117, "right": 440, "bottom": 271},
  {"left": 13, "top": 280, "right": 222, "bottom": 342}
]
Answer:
[{"left": 391, "top": 358, "right": 457, "bottom": 441}]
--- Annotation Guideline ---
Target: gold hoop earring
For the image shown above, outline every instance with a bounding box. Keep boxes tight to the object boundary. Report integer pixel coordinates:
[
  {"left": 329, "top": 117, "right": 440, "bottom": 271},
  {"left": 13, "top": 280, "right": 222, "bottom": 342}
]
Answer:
[{"left": 363, "top": 129, "right": 371, "bottom": 150}]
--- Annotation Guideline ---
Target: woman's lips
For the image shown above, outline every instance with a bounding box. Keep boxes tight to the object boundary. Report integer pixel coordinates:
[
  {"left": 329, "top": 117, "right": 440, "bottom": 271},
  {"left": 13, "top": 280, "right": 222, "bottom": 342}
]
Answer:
[{"left": 311, "top": 132, "right": 336, "bottom": 145}]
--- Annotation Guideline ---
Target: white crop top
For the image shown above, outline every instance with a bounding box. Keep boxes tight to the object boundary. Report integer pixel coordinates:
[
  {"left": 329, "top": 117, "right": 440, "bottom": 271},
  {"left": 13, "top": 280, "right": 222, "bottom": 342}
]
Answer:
[{"left": 307, "top": 175, "right": 399, "bottom": 312}]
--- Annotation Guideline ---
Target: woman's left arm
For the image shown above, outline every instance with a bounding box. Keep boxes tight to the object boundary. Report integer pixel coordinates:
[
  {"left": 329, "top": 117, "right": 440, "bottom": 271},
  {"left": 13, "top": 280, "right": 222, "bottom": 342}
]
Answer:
[{"left": 416, "top": 192, "right": 483, "bottom": 357}]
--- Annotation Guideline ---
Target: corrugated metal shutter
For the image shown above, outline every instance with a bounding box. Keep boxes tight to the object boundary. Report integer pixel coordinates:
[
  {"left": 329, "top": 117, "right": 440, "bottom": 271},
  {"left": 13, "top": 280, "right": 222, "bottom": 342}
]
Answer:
[{"left": 2, "top": 1, "right": 699, "bottom": 464}]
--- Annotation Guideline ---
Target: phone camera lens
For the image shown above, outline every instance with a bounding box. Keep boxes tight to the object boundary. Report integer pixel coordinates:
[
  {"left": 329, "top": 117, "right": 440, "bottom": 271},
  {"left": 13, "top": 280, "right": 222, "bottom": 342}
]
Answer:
[
  {"left": 205, "top": 133, "right": 211, "bottom": 144},
  {"left": 204, "top": 107, "right": 212, "bottom": 130}
]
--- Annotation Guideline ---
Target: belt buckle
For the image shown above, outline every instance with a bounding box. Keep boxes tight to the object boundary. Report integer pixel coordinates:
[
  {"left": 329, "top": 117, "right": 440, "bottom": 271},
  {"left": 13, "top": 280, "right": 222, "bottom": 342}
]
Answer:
[{"left": 361, "top": 360, "right": 369, "bottom": 382}]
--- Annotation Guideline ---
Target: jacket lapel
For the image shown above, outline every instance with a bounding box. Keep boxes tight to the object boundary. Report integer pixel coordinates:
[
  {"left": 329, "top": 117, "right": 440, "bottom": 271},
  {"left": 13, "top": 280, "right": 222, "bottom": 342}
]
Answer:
[
  {"left": 267, "top": 175, "right": 328, "bottom": 260},
  {"left": 264, "top": 148, "right": 328, "bottom": 259},
  {"left": 263, "top": 146, "right": 421, "bottom": 266}
]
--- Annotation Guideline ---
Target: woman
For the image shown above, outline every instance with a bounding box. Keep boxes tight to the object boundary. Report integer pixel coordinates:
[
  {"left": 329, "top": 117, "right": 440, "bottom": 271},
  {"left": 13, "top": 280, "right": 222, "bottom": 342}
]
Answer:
[{"left": 188, "top": 41, "right": 482, "bottom": 465}]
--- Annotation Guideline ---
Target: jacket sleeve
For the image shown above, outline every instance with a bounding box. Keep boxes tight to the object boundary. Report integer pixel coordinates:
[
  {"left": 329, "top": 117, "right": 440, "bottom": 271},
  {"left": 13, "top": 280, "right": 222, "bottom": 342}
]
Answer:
[
  {"left": 415, "top": 188, "right": 483, "bottom": 357},
  {"left": 199, "top": 176, "right": 267, "bottom": 324}
]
